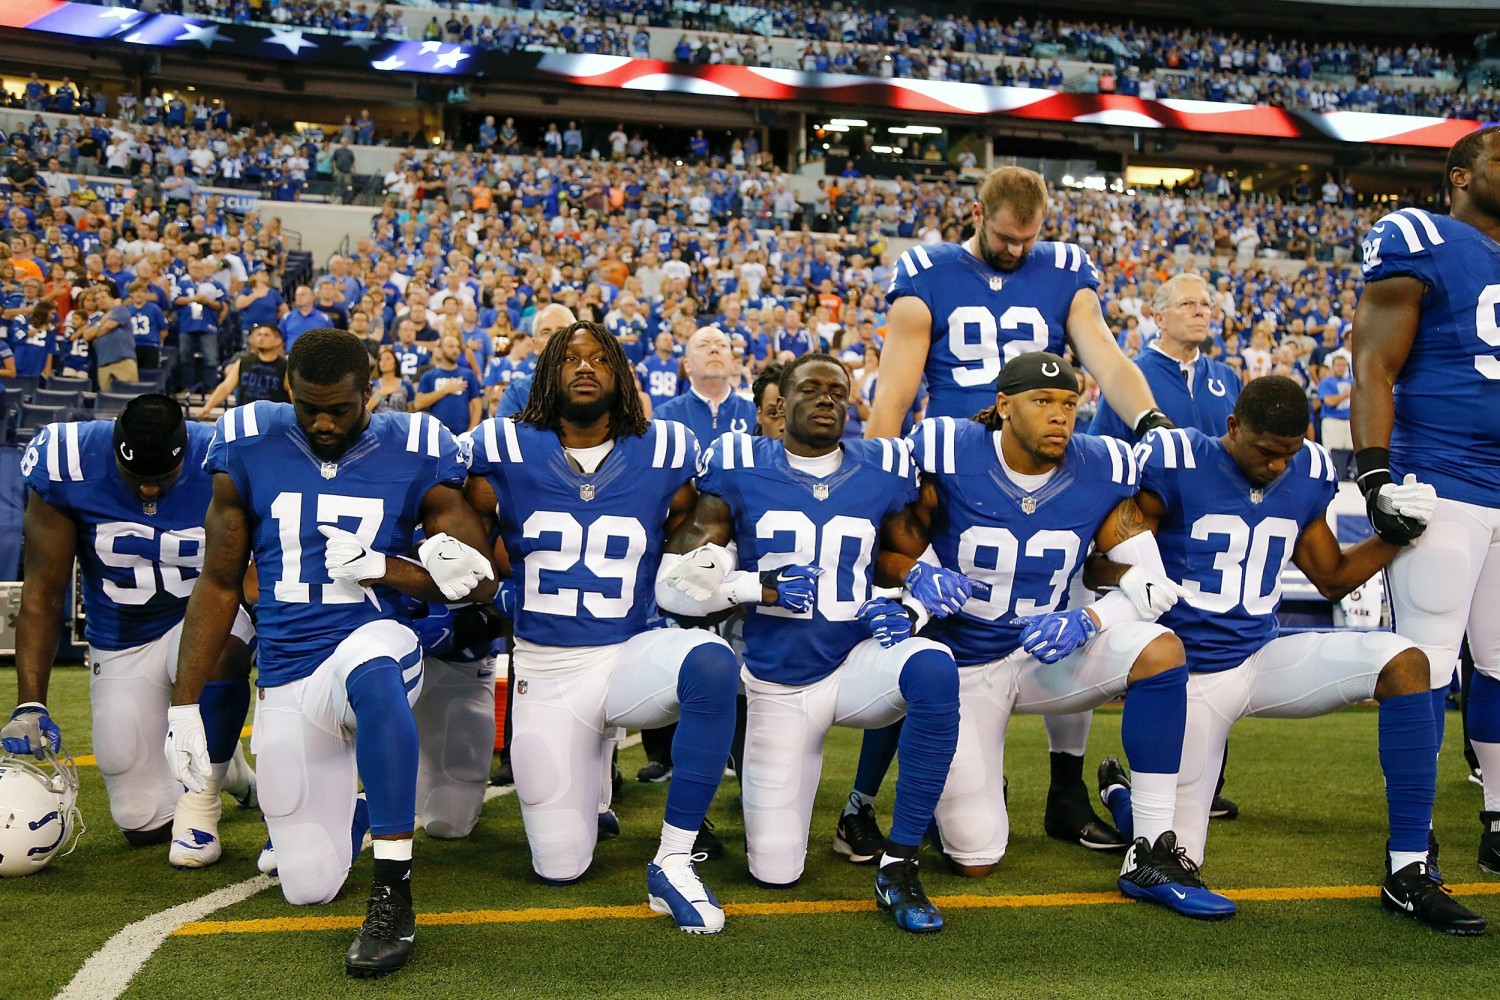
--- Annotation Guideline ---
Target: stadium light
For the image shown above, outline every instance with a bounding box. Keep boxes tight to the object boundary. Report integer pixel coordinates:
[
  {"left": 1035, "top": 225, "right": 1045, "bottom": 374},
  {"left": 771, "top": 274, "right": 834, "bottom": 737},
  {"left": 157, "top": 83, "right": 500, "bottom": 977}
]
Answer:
[
  {"left": 871, "top": 145, "right": 894, "bottom": 153},
  {"left": 829, "top": 118, "right": 867, "bottom": 127},
  {"left": 818, "top": 123, "right": 850, "bottom": 132}
]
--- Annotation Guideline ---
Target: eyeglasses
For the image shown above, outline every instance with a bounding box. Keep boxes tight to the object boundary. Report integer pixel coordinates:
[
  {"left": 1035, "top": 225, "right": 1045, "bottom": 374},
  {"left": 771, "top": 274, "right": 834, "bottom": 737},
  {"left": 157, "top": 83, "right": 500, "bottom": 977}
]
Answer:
[{"left": 1170, "top": 299, "right": 1214, "bottom": 313}]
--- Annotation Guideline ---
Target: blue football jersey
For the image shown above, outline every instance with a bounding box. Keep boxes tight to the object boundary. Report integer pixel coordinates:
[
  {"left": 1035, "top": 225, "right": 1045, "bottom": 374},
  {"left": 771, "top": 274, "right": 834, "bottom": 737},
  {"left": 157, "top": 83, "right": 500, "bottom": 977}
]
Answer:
[
  {"left": 1359, "top": 207, "right": 1500, "bottom": 508},
  {"left": 886, "top": 241, "right": 1099, "bottom": 421},
  {"left": 637, "top": 354, "right": 682, "bottom": 411},
  {"left": 206, "top": 403, "right": 465, "bottom": 686},
  {"left": 697, "top": 433, "right": 918, "bottom": 686},
  {"left": 1141, "top": 428, "right": 1337, "bottom": 673},
  {"left": 913, "top": 418, "right": 1141, "bottom": 666},
  {"left": 22, "top": 420, "right": 216, "bottom": 651},
  {"left": 467, "top": 417, "right": 698, "bottom": 647}
]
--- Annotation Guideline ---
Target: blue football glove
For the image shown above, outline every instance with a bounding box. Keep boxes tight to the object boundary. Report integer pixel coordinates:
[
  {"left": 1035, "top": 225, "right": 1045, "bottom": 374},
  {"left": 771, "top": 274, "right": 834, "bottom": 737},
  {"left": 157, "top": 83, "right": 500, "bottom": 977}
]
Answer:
[
  {"left": 2, "top": 703, "right": 62, "bottom": 759},
  {"left": 858, "top": 597, "right": 915, "bottom": 648},
  {"left": 904, "top": 562, "right": 975, "bottom": 618},
  {"left": 1015, "top": 608, "right": 1099, "bottom": 664},
  {"left": 759, "top": 564, "right": 822, "bottom": 613}
]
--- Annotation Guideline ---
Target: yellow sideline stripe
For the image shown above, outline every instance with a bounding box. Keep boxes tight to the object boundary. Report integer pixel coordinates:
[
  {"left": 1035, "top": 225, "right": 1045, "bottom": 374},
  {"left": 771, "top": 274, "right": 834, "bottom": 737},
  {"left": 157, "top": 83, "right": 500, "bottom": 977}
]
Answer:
[
  {"left": 170, "top": 881, "right": 1500, "bottom": 937},
  {"left": 74, "top": 726, "right": 253, "bottom": 767}
]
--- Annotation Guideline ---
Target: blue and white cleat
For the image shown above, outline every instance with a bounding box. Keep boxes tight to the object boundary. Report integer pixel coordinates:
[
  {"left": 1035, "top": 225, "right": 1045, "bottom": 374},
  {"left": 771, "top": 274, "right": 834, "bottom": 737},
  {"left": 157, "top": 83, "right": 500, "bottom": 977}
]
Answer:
[
  {"left": 598, "top": 809, "right": 621, "bottom": 840},
  {"left": 875, "top": 856, "right": 944, "bottom": 933},
  {"left": 647, "top": 857, "right": 724, "bottom": 934},
  {"left": 1118, "top": 831, "right": 1236, "bottom": 920},
  {"left": 169, "top": 827, "right": 223, "bottom": 869},
  {"left": 224, "top": 743, "right": 258, "bottom": 809}
]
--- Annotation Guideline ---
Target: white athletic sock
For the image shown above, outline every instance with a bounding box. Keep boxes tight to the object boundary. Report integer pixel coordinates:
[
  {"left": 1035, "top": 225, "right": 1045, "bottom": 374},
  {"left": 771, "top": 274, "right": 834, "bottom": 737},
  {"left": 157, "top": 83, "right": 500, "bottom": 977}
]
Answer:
[
  {"left": 1129, "top": 772, "right": 1178, "bottom": 846},
  {"left": 210, "top": 761, "right": 230, "bottom": 783},
  {"left": 373, "top": 838, "right": 413, "bottom": 862},
  {"left": 171, "top": 784, "right": 223, "bottom": 831},
  {"left": 1472, "top": 740, "right": 1500, "bottom": 812},
  {"left": 1390, "top": 850, "right": 1427, "bottom": 872},
  {"left": 654, "top": 822, "right": 698, "bottom": 867},
  {"left": 843, "top": 790, "right": 875, "bottom": 817}
]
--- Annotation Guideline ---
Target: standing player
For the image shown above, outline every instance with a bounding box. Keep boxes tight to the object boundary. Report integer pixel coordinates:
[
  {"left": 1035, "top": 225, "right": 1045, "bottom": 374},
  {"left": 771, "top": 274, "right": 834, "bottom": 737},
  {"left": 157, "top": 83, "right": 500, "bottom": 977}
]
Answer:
[
  {"left": 1351, "top": 126, "right": 1500, "bottom": 872},
  {"left": 860, "top": 166, "right": 1170, "bottom": 851},
  {"left": 2, "top": 396, "right": 256, "bottom": 868},
  {"left": 1116, "top": 377, "right": 1484, "bottom": 932},
  {"left": 878, "top": 353, "right": 1232, "bottom": 919},
  {"left": 463, "top": 321, "right": 739, "bottom": 934},
  {"left": 657, "top": 353, "right": 961, "bottom": 933},
  {"left": 167, "top": 329, "right": 497, "bottom": 977}
]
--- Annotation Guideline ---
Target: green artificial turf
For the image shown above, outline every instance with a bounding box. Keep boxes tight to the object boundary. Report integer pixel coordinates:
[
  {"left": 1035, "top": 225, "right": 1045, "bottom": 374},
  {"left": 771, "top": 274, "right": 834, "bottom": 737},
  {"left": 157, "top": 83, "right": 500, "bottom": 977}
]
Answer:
[{"left": 7, "top": 667, "right": 1496, "bottom": 999}]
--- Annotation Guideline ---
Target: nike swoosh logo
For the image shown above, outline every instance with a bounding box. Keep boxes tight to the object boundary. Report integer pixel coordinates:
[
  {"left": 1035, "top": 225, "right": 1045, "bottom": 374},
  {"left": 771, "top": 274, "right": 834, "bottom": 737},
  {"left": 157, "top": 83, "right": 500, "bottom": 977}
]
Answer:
[
  {"left": 876, "top": 886, "right": 891, "bottom": 906},
  {"left": 1169, "top": 888, "right": 1187, "bottom": 900},
  {"left": 436, "top": 552, "right": 455, "bottom": 561},
  {"left": 1383, "top": 888, "right": 1414, "bottom": 912},
  {"left": 1145, "top": 583, "right": 1156, "bottom": 601},
  {"left": 399, "top": 934, "right": 415, "bottom": 943}
]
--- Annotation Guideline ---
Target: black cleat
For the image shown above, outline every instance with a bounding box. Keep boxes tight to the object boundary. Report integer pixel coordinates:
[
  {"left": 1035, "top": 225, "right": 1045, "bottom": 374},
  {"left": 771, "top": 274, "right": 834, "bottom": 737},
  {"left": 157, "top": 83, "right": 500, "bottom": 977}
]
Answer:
[
  {"left": 488, "top": 756, "right": 513, "bottom": 787},
  {"left": 1209, "top": 794, "right": 1239, "bottom": 821},
  {"left": 637, "top": 760, "right": 672, "bottom": 783},
  {"left": 1097, "top": 757, "right": 1131, "bottom": 807},
  {"left": 1382, "top": 861, "right": 1487, "bottom": 935},
  {"left": 1385, "top": 830, "right": 1444, "bottom": 884},
  {"left": 1479, "top": 811, "right": 1500, "bottom": 875},
  {"left": 695, "top": 818, "right": 724, "bottom": 861},
  {"left": 345, "top": 885, "right": 415, "bottom": 978},
  {"left": 834, "top": 800, "right": 886, "bottom": 865},
  {"left": 1045, "top": 785, "right": 1127, "bottom": 851}
]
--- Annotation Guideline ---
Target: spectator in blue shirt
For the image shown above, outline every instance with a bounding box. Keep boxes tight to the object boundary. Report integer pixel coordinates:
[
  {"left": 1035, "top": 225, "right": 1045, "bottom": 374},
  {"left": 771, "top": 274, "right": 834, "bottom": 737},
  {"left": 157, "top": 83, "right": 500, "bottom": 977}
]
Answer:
[
  {"left": 1317, "top": 352, "right": 1354, "bottom": 479},
  {"left": 414, "top": 334, "right": 482, "bottom": 435},
  {"left": 278, "top": 284, "right": 331, "bottom": 350}
]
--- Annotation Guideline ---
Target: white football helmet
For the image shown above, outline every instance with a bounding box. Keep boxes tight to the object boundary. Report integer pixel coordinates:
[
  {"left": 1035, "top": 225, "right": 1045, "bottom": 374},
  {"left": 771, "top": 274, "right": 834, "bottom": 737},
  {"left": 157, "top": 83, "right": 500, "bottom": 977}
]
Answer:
[{"left": 0, "top": 749, "right": 85, "bottom": 877}]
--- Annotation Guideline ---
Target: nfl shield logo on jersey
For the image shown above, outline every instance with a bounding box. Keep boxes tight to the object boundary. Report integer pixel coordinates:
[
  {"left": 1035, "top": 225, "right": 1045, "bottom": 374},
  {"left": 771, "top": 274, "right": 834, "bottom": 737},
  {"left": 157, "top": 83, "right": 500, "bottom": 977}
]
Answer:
[
  {"left": 812, "top": 483, "right": 830, "bottom": 501},
  {"left": 1021, "top": 496, "right": 1037, "bottom": 515},
  {"left": 1250, "top": 489, "right": 1264, "bottom": 504},
  {"left": 989, "top": 277, "right": 1003, "bottom": 291},
  {"left": 579, "top": 483, "right": 596, "bottom": 502},
  {"left": 320, "top": 462, "right": 338, "bottom": 480}
]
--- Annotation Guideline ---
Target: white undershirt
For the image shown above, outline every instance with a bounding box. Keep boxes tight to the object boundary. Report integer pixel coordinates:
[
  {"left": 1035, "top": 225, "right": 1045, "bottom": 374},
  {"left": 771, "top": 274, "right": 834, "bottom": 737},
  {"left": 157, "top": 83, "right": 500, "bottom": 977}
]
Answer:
[
  {"left": 1149, "top": 341, "right": 1200, "bottom": 392},
  {"left": 785, "top": 445, "right": 843, "bottom": 478},
  {"left": 995, "top": 439, "right": 1057, "bottom": 493},
  {"left": 564, "top": 440, "right": 615, "bottom": 474}
]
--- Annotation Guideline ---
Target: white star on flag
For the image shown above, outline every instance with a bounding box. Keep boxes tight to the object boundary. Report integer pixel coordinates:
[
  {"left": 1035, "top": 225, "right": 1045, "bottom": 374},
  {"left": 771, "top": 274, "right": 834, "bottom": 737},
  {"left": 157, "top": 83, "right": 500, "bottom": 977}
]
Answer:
[
  {"left": 433, "top": 47, "right": 469, "bottom": 70},
  {"left": 267, "top": 29, "right": 316, "bottom": 55},
  {"left": 419, "top": 41, "right": 444, "bottom": 54},
  {"left": 99, "top": 8, "right": 141, "bottom": 20},
  {"left": 176, "top": 23, "right": 222, "bottom": 49},
  {"left": 371, "top": 56, "right": 405, "bottom": 71}
]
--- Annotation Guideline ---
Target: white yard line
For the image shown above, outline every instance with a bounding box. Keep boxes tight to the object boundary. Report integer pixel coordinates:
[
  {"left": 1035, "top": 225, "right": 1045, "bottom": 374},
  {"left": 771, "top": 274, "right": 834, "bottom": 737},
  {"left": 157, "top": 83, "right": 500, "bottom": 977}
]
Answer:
[{"left": 56, "top": 875, "right": 277, "bottom": 1000}]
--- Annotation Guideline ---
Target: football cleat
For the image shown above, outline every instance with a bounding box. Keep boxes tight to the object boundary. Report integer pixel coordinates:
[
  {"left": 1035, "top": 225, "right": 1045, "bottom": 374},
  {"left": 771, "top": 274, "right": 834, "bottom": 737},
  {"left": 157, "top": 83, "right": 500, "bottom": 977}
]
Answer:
[
  {"left": 637, "top": 760, "right": 672, "bottom": 783},
  {"left": 1479, "top": 811, "right": 1500, "bottom": 875},
  {"left": 598, "top": 809, "right": 620, "bottom": 841},
  {"left": 875, "top": 855, "right": 944, "bottom": 933},
  {"left": 223, "top": 744, "right": 257, "bottom": 809},
  {"left": 834, "top": 800, "right": 885, "bottom": 865},
  {"left": 1470, "top": 765, "right": 1484, "bottom": 787},
  {"left": 257, "top": 837, "right": 278, "bottom": 877},
  {"left": 1045, "top": 784, "right": 1127, "bottom": 851},
  {"left": 1382, "top": 861, "right": 1487, "bottom": 935},
  {"left": 0, "top": 749, "right": 84, "bottom": 877},
  {"left": 489, "top": 755, "right": 514, "bottom": 787},
  {"left": 1209, "top": 794, "right": 1239, "bottom": 821},
  {"left": 169, "top": 827, "right": 222, "bottom": 869},
  {"left": 345, "top": 885, "right": 416, "bottom": 977},
  {"left": 647, "top": 857, "right": 724, "bottom": 934},
  {"left": 1387, "top": 831, "right": 1445, "bottom": 884},
  {"left": 695, "top": 818, "right": 724, "bottom": 861},
  {"left": 1118, "top": 832, "right": 1236, "bottom": 920},
  {"left": 1097, "top": 756, "right": 1131, "bottom": 808}
]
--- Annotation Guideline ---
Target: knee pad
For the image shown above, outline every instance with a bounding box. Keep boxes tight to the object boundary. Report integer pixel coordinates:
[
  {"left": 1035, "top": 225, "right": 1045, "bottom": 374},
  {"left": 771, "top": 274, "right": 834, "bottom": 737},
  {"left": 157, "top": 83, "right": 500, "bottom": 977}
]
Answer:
[
  {"left": 940, "top": 810, "right": 1005, "bottom": 868},
  {"left": 275, "top": 822, "right": 350, "bottom": 906},
  {"left": 521, "top": 806, "right": 595, "bottom": 883},
  {"left": 745, "top": 811, "right": 810, "bottom": 886},
  {"left": 898, "top": 645, "right": 960, "bottom": 709},
  {"left": 1395, "top": 522, "right": 1472, "bottom": 619},
  {"left": 678, "top": 641, "right": 740, "bottom": 704},
  {"left": 418, "top": 786, "right": 483, "bottom": 840},
  {"left": 111, "top": 791, "right": 176, "bottom": 835}
]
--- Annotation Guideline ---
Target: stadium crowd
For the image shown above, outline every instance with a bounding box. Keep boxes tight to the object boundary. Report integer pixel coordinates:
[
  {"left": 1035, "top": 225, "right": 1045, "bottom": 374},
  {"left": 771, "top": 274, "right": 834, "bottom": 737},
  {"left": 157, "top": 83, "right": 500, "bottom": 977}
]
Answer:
[
  {"left": 71, "top": 0, "right": 1484, "bottom": 120},
  {"left": 0, "top": 120, "right": 1376, "bottom": 473}
]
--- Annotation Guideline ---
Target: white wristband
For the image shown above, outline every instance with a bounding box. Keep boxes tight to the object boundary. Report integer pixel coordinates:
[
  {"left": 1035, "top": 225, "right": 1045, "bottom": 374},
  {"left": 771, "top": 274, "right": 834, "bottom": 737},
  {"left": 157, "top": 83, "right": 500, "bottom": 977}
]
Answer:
[{"left": 1086, "top": 590, "right": 1147, "bottom": 633}]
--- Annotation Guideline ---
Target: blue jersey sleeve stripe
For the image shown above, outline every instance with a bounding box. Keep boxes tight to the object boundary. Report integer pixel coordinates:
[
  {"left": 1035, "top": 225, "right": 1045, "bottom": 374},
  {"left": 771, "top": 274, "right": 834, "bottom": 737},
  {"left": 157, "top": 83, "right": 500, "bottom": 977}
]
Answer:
[
  {"left": 1379, "top": 211, "right": 1425, "bottom": 254},
  {"left": 482, "top": 417, "right": 500, "bottom": 464},
  {"left": 241, "top": 400, "right": 260, "bottom": 438},
  {"left": 1069, "top": 244, "right": 1081, "bottom": 272},
  {"left": 44, "top": 422, "right": 62, "bottom": 481},
  {"left": 500, "top": 415, "right": 522, "bottom": 462},
  {"left": 64, "top": 421, "right": 82, "bottom": 480},
  {"left": 718, "top": 431, "right": 736, "bottom": 471},
  {"left": 427, "top": 413, "right": 442, "bottom": 457},
  {"left": 1104, "top": 435, "right": 1125, "bottom": 484},
  {"left": 912, "top": 245, "right": 933, "bottom": 269},
  {"left": 897, "top": 437, "right": 912, "bottom": 480},
  {"left": 740, "top": 432, "right": 754, "bottom": 468},
  {"left": 650, "top": 420, "right": 668, "bottom": 467},
  {"left": 405, "top": 411, "right": 423, "bottom": 452},
  {"left": 1176, "top": 429, "right": 1197, "bottom": 468},
  {"left": 899, "top": 252, "right": 918, "bottom": 278},
  {"left": 939, "top": 416, "right": 958, "bottom": 474},
  {"left": 673, "top": 422, "right": 688, "bottom": 469},
  {"left": 1402, "top": 208, "right": 1444, "bottom": 247}
]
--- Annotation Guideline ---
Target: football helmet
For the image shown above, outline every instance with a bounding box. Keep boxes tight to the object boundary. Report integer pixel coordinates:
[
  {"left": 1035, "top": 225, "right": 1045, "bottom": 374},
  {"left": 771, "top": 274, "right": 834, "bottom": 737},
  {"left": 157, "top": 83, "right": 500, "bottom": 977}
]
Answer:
[{"left": 0, "top": 749, "right": 85, "bottom": 877}]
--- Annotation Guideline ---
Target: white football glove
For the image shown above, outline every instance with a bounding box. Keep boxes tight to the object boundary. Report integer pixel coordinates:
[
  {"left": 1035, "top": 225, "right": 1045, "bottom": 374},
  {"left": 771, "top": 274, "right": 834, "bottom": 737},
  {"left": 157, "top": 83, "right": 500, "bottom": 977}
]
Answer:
[
  {"left": 317, "top": 524, "right": 387, "bottom": 585},
  {"left": 164, "top": 704, "right": 212, "bottom": 794},
  {"left": 1118, "top": 565, "right": 1194, "bottom": 618},
  {"left": 418, "top": 532, "right": 495, "bottom": 601},
  {"left": 1373, "top": 473, "right": 1438, "bottom": 525},
  {"left": 663, "top": 544, "right": 735, "bottom": 601}
]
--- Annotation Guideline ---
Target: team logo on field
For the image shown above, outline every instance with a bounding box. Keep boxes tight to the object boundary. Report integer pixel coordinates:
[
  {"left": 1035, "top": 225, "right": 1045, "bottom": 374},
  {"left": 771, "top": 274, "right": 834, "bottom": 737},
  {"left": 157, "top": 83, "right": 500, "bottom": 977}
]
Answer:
[
  {"left": 516, "top": 680, "right": 528, "bottom": 694},
  {"left": 320, "top": 462, "right": 338, "bottom": 480},
  {"left": 1021, "top": 496, "right": 1037, "bottom": 515},
  {"left": 812, "top": 483, "right": 830, "bottom": 501},
  {"left": 989, "top": 277, "right": 1004, "bottom": 291},
  {"left": 1250, "top": 489, "right": 1264, "bottom": 504},
  {"left": 579, "top": 483, "right": 596, "bottom": 501}
]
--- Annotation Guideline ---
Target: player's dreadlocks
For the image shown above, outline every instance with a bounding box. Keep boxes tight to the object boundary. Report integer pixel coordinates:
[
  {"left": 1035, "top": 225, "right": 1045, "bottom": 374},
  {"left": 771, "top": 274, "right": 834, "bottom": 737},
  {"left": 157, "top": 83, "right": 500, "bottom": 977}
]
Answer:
[
  {"left": 517, "top": 320, "right": 649, "bottom": 437},
  {"left": 971, "top": 403, "right": 1005, "bottom": 431},
  {"left": 288, "top": 327, "right": 372, "bottom": 387}
]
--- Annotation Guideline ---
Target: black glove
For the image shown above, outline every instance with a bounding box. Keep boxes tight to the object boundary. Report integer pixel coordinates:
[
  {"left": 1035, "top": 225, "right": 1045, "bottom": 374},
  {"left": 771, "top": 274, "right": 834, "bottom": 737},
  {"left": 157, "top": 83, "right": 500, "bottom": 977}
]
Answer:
[
  {"left": 1133, "top": 407, "right": 1175, "bottom": 439},
  {"left": 1355, "top": 447, "right": 1427, "bottom": 545}
]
